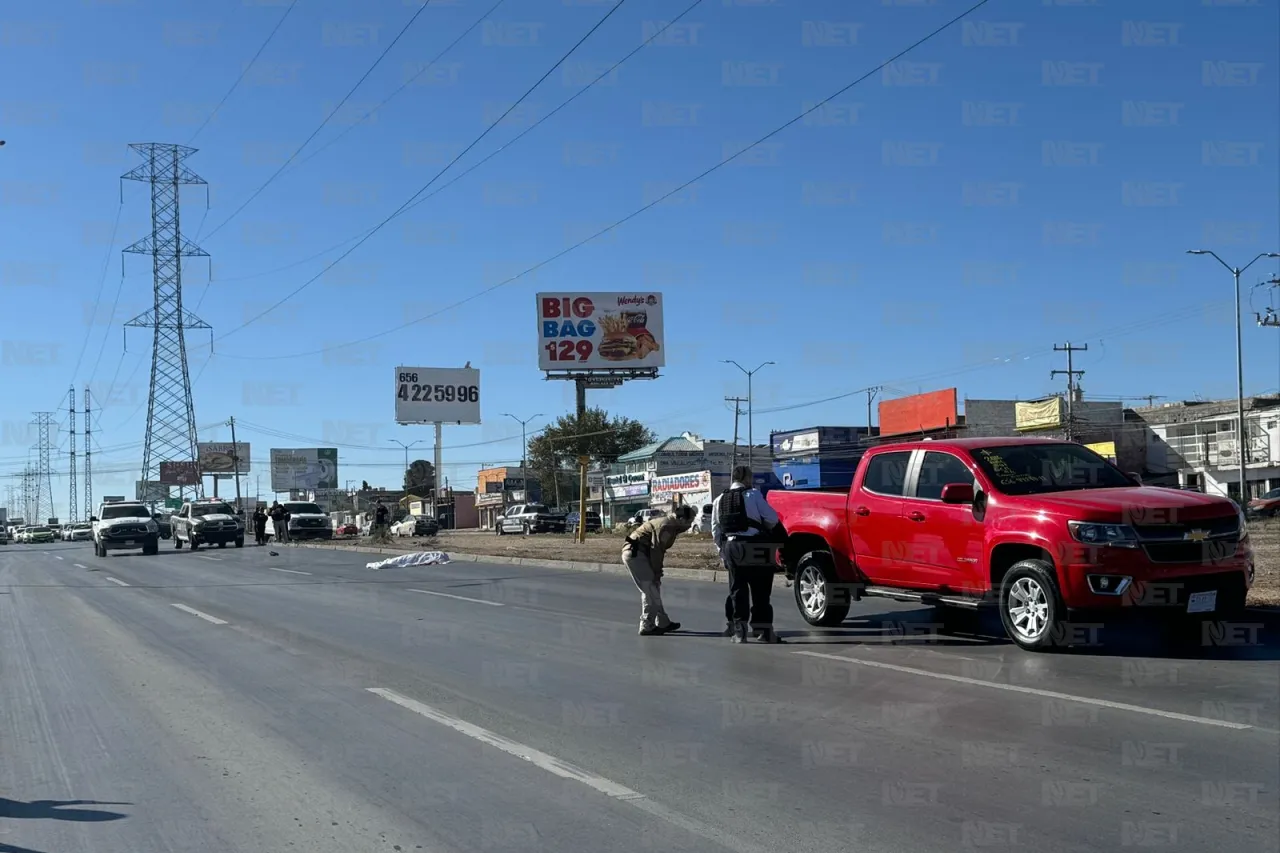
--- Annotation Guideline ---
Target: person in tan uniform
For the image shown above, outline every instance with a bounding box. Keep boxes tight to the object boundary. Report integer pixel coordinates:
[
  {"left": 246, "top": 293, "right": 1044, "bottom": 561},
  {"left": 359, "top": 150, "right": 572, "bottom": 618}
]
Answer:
[{"left": 621, "top": 504, "right": 696, "bottom": 635}]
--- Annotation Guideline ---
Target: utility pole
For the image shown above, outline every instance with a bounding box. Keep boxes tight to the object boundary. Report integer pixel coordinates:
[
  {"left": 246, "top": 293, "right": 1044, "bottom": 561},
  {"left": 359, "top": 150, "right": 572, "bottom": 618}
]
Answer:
[
  {"left": 227, "top": 416, "right": 243, "bottom": 511},
  {"left": 1188, "top": 250, "right": 1280, "bottom": 502},
  {"left": 68, "top": 386, "right": 78, "bottom": 523},
  {"left": 723, "top": 360, "right": 775, "bottom": 473},
  {"left": 866, "top": 386, "right": 882, "bottom": 434},
  {"left": 725, "top": 396, "right": 746, "bottom": 470},
  {"left": 1051, "top": 343, "right": 1087, "bottom": 441},
  {"left": 83, "top": 387, "right": 93, "bottom": 518}
]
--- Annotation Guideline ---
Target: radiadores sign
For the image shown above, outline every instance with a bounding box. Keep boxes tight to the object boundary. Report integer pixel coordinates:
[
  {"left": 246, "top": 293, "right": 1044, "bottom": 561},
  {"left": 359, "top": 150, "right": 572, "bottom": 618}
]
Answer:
[{"left": 537, "top": 292, "right": 665, "bottom": 370}]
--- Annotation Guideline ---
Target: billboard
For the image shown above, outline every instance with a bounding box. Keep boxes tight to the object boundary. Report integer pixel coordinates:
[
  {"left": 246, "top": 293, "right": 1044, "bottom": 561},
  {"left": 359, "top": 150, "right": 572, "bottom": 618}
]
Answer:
[
  {"left": 198, "top": 442, "right": 251, "bottom": 474},
  {"left": 270, "top": 448, "right": 338, "bottom": 492},
  {"left": 1015, "top": 398, "right": 1063, "bottom": 431},
  {"left": 394, "top": 366, "right": 481, "bottom": 425},
  {"left": 135, "top": 481, "right": 168, "bottom": 501},
  {"left": 537, "top": 292, "right": 665, "bottom": 370},
  {"left": 650, "top": 471, "right": 712, "bottom": 495},
  {"left": 879, "top": 388, "right": 959, "bottom": 437},
  {"left": 159, "top": 460, "right": 200, "bottom": 486},
  {"left": 1086, "top": 440, "right": 1117, "bottom": 462}
]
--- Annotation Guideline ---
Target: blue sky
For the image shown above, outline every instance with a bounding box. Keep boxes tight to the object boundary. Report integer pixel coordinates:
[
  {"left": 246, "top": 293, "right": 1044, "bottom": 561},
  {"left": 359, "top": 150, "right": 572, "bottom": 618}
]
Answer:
[{"left": 1, "top": 0, "right": 1278, "bottom": 517}]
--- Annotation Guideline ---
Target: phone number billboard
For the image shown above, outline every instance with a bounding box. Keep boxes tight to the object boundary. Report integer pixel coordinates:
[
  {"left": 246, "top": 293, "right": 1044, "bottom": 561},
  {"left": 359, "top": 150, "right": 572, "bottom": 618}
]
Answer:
[{"left": 537, "top": 292, "right": 664, "bottom": 371}]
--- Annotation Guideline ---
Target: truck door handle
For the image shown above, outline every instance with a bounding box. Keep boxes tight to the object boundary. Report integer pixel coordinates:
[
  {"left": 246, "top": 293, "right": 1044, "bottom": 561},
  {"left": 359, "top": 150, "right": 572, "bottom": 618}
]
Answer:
[
  {"left": 855, "top": 506, "right": 870, "bottom": 516},
  {"left": 908, "top": 511, "right": 926, "bottom": 522}
]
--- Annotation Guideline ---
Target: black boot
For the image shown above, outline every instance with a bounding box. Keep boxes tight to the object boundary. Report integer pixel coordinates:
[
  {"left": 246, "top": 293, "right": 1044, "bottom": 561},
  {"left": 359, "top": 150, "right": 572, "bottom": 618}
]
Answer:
[
  {"left": 730, "top": 621, "right": 748, "bottom": 643},
  {"left": 755, "top": 626, "right": 782, "bottom": 644}
]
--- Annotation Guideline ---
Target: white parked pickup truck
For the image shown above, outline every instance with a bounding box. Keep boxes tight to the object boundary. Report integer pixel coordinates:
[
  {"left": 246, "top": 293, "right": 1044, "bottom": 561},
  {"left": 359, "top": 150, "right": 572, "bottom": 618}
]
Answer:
[{"left": 91, "top": 501, "right": 160, "bottom": 557}]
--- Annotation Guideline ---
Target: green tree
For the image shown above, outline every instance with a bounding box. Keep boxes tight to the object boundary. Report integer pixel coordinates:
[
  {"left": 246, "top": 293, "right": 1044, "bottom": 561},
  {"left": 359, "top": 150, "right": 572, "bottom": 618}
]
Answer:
[
  {"left": 525, "top": 408, "right": 655, "bottom": 505},
  {"left": 404, "top": 459, "right": 436, "bottom": 495}
]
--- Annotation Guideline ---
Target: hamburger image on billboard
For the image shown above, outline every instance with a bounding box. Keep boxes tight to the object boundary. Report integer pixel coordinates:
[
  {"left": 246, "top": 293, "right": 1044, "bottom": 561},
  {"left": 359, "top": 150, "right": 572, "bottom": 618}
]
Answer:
[{"left": 537, "top": 292, "right": 664, "bottom": 370}]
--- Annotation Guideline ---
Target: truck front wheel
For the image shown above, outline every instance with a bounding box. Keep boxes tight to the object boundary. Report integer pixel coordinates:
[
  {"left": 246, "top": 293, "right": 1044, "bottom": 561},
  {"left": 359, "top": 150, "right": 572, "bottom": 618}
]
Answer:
[
  {"left": 998, "top": 560, "right": 1066, "bottom": 651},
  {"left": 794, "top": 551, "right": 851, "bottom": 627}
]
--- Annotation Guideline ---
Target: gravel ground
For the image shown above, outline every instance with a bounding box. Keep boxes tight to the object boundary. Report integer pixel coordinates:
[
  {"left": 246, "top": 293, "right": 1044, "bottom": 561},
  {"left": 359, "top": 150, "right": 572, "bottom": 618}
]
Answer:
[{"left": 330, "top": 522, "right": 1280, "bottom": 606}]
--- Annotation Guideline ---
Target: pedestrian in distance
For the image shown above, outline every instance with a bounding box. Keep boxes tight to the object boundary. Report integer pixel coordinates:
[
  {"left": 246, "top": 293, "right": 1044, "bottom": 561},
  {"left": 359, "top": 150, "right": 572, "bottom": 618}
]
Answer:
[
  {"left": 622, "top": 504, "right": 697, "bottom": 636},
  {"left": 712, "top": 465, "right": 785, "bottom": 644},
  {"left": 373, "top": 500, "right": 390, "bottom": 538},
  {"left": 252, "top": 506, "right": 268, "bottom": 546}
]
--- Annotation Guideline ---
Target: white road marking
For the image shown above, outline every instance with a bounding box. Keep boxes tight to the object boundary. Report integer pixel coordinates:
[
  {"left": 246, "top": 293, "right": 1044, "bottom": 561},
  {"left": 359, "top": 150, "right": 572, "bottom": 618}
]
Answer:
[
  {"left": 170, "top": 603, "right": 228, "bottom": 625},
  {"left": 793, "top": 651, "right": 1253, "bottom": 731},
  {"left": 367, "top": 687, "right": 768, "bottom": 853},
  {"left": 408, "top": 588, "right": 503, "bottom": 607},
  {"left": 73, "top": 564, "right": 87, "bottom": 569},
  {"left": 194, "top": 555, "right": 222, "bottom": 561},
  {"left": 54, "top": 555, "right": 64, "bottom": 561},
  {"left": 105, "top": 577, "right": 130, "bottom": 587},
  {"left": 268, "top": 567, "right": 311, "bottom": 576}
]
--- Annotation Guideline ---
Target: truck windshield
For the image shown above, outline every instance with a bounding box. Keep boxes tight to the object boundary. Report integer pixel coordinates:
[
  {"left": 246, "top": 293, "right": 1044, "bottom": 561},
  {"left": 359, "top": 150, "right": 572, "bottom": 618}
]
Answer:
[
  {"left": 192, "top": 503, "right": 236, "bottom": 517},
  {"left": 284, "top": 503, "right": 323, "bottom": 515},
  {"left": 525, "top": 504, "right": 549, "bottom": 514},
  {"left": 100, "top": 504, "right": 148, "bottom": 519},
  {"left": 970, "top": 444, "right": 1133, "bottom": 496}
]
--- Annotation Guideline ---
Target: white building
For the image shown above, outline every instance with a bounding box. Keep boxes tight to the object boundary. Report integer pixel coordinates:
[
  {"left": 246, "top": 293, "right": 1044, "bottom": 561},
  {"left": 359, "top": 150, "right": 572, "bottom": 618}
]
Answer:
[{"left": 1139, "top": 396, "right": 1280, "bottom": 500}]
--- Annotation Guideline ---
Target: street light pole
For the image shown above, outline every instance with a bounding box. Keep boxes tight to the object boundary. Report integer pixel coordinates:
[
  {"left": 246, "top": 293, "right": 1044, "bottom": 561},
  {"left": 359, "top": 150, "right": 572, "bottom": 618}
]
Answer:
[
  {"left": 723, "top": 360, "right": 775, "bottom": 473},
  {"left": 503, "top": 413, "right": 543, "bottom": 474},
  {"left": 388, "top": 439, "right": 422, "bottom": 490},
  {"left": 1187, "top": 249, "right": 1280, "bottom": 503}
]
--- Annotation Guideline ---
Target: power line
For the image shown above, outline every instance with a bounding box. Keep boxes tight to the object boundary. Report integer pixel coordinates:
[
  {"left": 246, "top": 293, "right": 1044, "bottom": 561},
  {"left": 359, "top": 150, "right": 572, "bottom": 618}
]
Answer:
[
  {"left": 207, "top": 0, "right": 706, "bottom": 288},
  {"left": 216, "top": 0, "right": 993, "bottom": 360},
  {"left": 186, "top": 0, "right": 301, "bottom": 145},
  {"left": 215, "top": 0, "right": 635, "bottom": 342},
  {"left": 199, "top": 0, "right": 436, "bottom": 243}
]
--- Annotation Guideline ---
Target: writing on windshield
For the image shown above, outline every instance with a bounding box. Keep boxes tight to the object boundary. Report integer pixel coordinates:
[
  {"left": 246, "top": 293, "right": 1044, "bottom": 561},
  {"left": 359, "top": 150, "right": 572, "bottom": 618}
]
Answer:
[{"left": 971, "top": 444, "right": 1132, "bottom": 496}]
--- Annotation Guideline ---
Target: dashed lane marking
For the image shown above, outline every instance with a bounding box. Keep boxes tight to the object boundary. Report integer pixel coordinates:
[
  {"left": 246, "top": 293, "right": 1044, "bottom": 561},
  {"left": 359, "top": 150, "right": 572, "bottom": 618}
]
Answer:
[
  {"left": 793, "top": 650, "right": 1253, "bottom": 731},
  {"left": 267, "top": 567, "right": 312, "bottom": 576},
  {"left": 170, "top": 603, "right": 228, "bottom": 625},
  {"left": 105, "top": 577, "right": 130, "bottom": 587},
  {"left": 408, "top": 588, "right": 503, "bottom": 607}
]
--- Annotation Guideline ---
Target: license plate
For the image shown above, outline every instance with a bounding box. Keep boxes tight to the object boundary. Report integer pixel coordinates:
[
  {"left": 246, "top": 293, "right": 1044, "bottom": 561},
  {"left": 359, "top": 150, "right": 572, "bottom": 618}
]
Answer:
[
  {"left": 1187, "top": 590, "right": 1217, "bottom": 614},
  {"left": 123, "top": 540, "right": 136, "bottom": 545}
]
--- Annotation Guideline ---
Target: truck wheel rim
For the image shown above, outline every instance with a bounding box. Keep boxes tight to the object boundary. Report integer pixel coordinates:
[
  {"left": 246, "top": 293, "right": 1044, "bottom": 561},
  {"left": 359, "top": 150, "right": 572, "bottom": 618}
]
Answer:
[
  {"left": 1007, "top": 577, "right": 1050, "bottom": 642},
  {"left": 798, "top": 565, "right": 827, "bottom": 617}
]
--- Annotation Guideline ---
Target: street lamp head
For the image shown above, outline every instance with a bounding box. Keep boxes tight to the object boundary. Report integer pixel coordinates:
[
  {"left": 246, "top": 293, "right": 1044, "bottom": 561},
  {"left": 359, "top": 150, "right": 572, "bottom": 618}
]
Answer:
[
  {"left": 1187, "top": 250, "right": 1209, "bottom": 255},
  {"left": 1264, "top": 253, "right": 1280, "bottom": 259}
]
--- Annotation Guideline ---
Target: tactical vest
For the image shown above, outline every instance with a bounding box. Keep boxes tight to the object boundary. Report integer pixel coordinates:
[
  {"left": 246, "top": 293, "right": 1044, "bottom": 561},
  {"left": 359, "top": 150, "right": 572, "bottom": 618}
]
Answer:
[{"left": 717, "top": 488, "right": 751, "bottom": 534}]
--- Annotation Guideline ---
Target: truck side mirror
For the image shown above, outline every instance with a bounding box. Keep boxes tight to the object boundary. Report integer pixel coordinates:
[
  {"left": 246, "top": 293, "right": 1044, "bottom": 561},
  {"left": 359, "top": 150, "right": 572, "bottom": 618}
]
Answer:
[
  {"left": 89, "top": 516, "right": 98, "bottom": 522},
  {"left": 1126, "top": 472, "right": 1143, "bottom": 486},
  {"left": 941, "top": 483, "right": 975, "bottom": 504}
]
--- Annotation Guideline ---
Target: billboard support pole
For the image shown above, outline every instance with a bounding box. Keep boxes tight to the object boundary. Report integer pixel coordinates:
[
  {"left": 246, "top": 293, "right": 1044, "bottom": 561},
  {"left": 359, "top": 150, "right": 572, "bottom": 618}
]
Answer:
[
  {"left": 434, "top": 422, "right": 443, "bottom": 517},
  {"left": 576, "top": 377, "right": 587, "bottom": 544},
  {"left": 229, "top": 416, "right": 242, "bottom": 511}
]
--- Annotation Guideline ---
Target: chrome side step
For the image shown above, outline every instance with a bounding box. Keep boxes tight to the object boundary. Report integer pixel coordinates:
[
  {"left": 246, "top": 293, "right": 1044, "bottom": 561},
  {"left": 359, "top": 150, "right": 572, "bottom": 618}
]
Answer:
[{"left": 862, "top": 585, "right": 986, "bottom": 610}]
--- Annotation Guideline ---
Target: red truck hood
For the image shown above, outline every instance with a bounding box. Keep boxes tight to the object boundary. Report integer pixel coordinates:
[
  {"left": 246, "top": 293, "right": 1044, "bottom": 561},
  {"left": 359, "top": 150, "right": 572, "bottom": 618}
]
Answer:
[{"left": 1011, "top": 486, "right": 1238, "bottom": 521}]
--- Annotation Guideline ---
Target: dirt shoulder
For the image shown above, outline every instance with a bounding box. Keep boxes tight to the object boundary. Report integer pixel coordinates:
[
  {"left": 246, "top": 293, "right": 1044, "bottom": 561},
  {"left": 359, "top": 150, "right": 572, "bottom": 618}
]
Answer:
[{"left": 323, "top": 524, "right": 1280, "bottom": 607}]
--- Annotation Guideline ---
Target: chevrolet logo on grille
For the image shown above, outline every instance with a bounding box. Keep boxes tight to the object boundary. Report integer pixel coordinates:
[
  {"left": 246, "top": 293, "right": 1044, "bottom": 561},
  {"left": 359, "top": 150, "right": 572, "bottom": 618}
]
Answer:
[{"left": 1184, "top": 529, "right": 1209, "bottom": 542}]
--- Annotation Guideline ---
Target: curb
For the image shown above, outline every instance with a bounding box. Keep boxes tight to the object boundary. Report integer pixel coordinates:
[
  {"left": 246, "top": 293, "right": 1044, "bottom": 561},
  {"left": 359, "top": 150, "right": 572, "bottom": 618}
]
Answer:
[{"left": 292, "top": 541, "right": 792, "bottom": 588}]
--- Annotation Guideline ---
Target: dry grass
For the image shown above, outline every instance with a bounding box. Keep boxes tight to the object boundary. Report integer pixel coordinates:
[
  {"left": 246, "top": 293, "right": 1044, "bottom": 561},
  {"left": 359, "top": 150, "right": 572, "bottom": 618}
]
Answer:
[
  {"left": 328, "top": 525, "right": 1280, "bottom": 608},
  {"left": 1247, "top": 520, "right": 1280, "bottom": 607}
]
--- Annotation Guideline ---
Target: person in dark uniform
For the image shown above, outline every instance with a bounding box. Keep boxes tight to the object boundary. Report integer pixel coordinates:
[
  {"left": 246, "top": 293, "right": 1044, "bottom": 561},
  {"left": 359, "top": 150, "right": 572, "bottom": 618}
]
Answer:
[
  {"left": 374, "top": 500, "right": 390, "bottom": 536},
  {"left": 252, "top": 506, "right": 268, "bottom": 545},
  {"left": 712, "top": 465, "right": 783, "bottom": 644}
]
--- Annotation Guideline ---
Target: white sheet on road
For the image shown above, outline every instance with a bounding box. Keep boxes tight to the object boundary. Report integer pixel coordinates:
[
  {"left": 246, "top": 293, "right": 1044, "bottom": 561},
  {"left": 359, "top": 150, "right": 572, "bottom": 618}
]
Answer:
[{"left": 365, "top": 550, "right": 451, "bottom": 570}]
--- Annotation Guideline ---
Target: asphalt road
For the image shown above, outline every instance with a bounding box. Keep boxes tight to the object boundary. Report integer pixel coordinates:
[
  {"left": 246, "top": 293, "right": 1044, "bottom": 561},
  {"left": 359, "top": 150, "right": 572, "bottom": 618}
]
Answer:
[{"left": 2, "top": 538, "right": 1278, "bottom": 853}]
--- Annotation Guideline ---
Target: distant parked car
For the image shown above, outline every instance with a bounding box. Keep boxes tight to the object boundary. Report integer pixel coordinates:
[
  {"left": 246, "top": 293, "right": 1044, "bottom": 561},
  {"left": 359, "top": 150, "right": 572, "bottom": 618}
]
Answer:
[
  {"left": 335, "top": 523, "right": 358, "bottom": 536},
  {"left": 496, "top": 503, "right": 566, "bottom": 535},
  {"left": 1249, "top": 487, "right": 1280, "bottom": 518}
]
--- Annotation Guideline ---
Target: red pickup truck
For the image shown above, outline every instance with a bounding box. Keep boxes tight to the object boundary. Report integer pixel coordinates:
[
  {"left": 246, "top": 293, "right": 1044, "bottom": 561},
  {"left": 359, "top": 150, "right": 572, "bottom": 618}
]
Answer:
[{"left": 769, "top": 437, "right": 1254, "bottom": 650}]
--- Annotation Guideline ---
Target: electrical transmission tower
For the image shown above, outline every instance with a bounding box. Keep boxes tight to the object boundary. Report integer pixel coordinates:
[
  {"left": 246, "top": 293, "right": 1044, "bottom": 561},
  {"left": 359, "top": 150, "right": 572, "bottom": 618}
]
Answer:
[
  {"left": 84, "top": 387, "right": 93, "bottom": 517},
  {"left": 122, "top": 143, "right": 210, "bottom": 504},
  {"left": 68, "top": 386, "right": 78, "bottom": 522},
  {"left": 31, "top": 412, "right": 55, "bottom": 522}
]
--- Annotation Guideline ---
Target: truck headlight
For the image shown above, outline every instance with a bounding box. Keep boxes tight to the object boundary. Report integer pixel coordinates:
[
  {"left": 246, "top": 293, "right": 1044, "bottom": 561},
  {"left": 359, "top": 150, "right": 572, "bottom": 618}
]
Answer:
[{"left": 1068, "top": 521, "right": 1139, "bottom": 548}]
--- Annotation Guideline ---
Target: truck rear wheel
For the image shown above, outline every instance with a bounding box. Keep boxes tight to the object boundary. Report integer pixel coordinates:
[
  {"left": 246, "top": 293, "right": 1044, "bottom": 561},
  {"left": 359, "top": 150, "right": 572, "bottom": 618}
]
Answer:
[
  {"left": 794, "top": 551, "right": 851, "bottom": 627},
  {"left": 998, "top": 560, "right": 1066, "bottom": 651}
]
